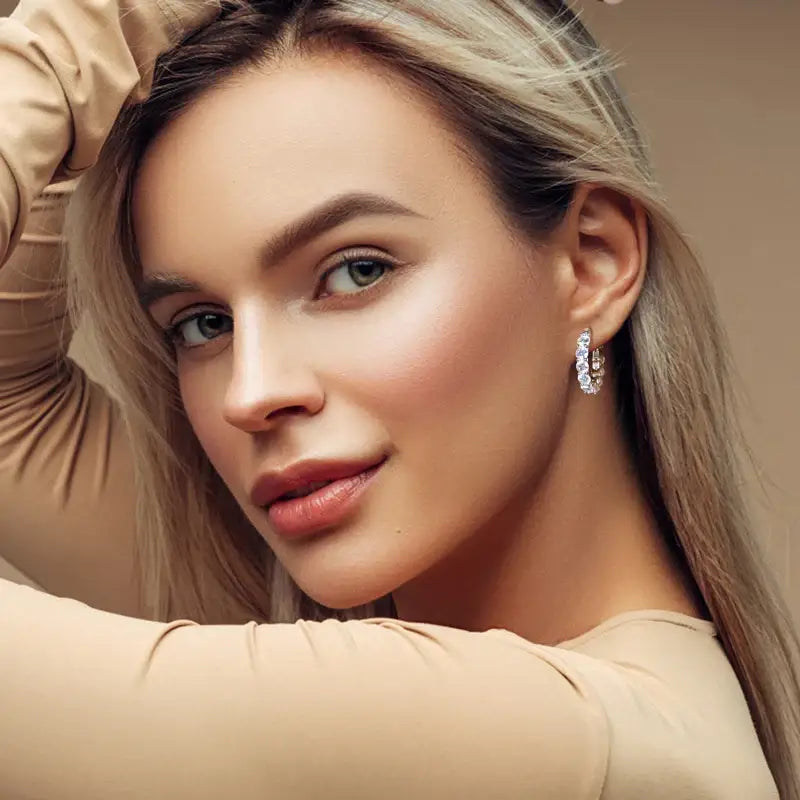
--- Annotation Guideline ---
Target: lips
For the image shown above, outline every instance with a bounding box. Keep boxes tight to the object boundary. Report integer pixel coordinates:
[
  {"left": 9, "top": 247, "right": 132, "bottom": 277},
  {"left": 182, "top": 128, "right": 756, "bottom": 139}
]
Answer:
[{"left": 249, "top": 456, "right": 387, "bottom": 509}]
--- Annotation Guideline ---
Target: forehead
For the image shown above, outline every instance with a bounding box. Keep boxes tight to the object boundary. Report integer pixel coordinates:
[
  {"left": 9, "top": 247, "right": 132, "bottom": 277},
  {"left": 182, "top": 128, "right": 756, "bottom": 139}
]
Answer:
[{"left": 131, "top": 52, "right": 480, "bottom": 274}]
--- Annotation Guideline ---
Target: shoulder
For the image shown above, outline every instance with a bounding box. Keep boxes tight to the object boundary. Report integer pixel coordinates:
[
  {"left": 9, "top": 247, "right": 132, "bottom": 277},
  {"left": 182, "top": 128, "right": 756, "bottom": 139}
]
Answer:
[{"left": 545, "top": 611, "right": 779, "bottom": 799}]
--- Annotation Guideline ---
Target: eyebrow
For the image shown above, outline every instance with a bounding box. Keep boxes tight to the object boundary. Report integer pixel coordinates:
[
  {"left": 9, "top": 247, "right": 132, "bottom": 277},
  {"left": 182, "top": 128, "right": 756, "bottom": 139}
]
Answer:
[{"left": 136, "top": 191, "right": 426, "bottom": 310}]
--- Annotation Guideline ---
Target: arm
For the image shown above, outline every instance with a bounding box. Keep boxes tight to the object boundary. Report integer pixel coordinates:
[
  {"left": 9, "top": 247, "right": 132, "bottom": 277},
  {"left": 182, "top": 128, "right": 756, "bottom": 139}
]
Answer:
[
  {"left": 0, "top": 0, "right": 221, "bottom": 265},
  {"left": 0, "top": 0, "right": 224, "bottom": 606},
  {"left": 0, "top": 180, "right": 141, "bottom": 613},
  {"left": 0, "top": 579, "right": 608, "bottom": 800}
]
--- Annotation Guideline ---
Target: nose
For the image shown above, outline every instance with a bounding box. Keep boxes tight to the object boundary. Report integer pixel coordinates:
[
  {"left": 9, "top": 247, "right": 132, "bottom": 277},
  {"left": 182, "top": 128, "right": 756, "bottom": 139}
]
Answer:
[{"left": 222, "top": 311, "right": 325, "bottom": 433}]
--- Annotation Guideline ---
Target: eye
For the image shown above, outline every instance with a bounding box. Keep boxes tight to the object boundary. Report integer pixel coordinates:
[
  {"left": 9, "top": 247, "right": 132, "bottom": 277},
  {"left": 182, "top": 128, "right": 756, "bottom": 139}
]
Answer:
[
  {"left": 318, "top": 253, "right": 395, "bottom": 298},
  {"left": 168, "top": 311, "right": 233, "bottom": 349}
]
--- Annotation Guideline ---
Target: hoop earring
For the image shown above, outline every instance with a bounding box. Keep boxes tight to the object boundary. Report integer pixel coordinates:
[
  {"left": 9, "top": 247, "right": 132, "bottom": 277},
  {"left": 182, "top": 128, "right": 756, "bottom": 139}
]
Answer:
[{"left": 576, "top": 328, "right": 605, "bottom": 395}]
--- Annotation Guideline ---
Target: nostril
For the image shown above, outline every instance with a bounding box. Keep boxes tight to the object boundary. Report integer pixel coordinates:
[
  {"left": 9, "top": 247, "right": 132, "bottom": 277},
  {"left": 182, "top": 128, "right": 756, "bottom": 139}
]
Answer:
[{"left": 265, "top": 405, "right": 307, "bottom": 421}]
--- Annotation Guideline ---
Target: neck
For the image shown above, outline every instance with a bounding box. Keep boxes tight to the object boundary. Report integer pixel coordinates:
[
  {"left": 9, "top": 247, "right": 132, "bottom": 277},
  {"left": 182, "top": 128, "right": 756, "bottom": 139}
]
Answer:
[{"left": 391, "top": 376, "right": 706, "bottom": 646}]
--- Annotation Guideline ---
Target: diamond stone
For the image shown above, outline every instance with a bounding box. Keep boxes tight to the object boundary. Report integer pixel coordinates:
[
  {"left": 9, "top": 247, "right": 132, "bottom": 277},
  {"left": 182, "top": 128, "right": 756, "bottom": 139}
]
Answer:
[{"left": 576, "top": 346, "right": 589, "bottom": 359}]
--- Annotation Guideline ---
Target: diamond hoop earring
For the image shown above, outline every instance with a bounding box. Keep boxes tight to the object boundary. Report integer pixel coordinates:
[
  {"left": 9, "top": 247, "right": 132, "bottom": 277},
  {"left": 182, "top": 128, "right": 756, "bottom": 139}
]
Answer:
[{"left": 576, "top": 328, "right": 605, "bottom": 395}]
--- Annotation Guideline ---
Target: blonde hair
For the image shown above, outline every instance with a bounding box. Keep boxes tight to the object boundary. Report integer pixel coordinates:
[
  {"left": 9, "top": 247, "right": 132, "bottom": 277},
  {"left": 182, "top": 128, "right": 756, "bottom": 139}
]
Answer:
[{"left": 65, "top": 1, "right": 800, "bottom": 794}]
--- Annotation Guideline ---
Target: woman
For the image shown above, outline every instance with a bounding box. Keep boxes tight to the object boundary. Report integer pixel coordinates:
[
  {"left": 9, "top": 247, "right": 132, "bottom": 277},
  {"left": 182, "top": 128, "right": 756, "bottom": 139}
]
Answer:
[{"left": 0, "top": 0, "right": 797, "bottom": 797}]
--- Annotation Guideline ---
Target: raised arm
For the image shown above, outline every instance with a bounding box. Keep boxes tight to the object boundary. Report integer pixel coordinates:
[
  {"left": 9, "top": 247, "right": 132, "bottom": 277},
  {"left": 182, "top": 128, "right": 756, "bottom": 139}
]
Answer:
[
  {"left": 0, "top": 0, "right": 224, "bottom": 610},
  {"left": 0, "top": 579, "right": 608, "bottom": 799},
  {"left": 0, "top": 0, "right": 221, "bottom": 265},
  {"left": 0, "top": 180, "right": 141, "bottom": 613}
]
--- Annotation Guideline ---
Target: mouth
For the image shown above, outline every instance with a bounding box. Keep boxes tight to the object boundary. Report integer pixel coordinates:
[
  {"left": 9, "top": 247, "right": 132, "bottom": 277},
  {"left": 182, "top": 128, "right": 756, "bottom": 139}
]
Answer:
[
  {"left": 254, "top": 456, "right": 387, "bottom": 540},
  {"left": 274, "top": 479, "right": 338, "bottom": 503}
]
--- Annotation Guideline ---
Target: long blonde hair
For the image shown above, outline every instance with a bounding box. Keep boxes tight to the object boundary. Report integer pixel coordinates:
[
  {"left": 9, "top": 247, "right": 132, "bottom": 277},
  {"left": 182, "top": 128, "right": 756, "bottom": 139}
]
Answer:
[{"left": 65, "top": 1, "right": 800, "bottom": 794}]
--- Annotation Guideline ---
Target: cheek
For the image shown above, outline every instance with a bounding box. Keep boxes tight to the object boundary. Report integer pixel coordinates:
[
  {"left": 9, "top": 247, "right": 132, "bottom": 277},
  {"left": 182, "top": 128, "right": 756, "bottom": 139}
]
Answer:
[
  {"left": 334, "top": 261, "right": 561, "bottom": 427},
  {"left": 341, "top": 257, "right": 567, "bottom": 539},
  {"left": 178, "top": 362, "right": 239, "bottom": 476}
]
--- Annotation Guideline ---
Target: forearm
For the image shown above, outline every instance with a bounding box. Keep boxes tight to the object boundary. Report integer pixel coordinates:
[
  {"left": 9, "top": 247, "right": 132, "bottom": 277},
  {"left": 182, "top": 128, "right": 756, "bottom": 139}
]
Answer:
[
  {"left": 0, "top": 182, "right": 73, "bottom": 386},
  {"left": 0, "top": 577, "right": 606, "bottom": 800}
]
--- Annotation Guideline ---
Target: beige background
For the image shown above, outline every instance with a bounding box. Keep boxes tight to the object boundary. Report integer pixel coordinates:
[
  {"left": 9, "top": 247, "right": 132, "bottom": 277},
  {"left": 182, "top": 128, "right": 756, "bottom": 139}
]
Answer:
[{"left": 2, "top": 0, "right": 798, "bottom": 623}]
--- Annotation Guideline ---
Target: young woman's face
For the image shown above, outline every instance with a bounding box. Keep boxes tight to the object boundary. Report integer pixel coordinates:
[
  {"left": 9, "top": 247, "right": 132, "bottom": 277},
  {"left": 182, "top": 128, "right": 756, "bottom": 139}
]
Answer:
[{"left": 133, "top": 52, "right": 572, "bottom": 609}]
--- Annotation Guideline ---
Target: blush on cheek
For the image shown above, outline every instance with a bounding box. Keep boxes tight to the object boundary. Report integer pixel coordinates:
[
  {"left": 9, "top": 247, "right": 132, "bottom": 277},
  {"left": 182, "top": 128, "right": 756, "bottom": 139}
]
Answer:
[{"left": 343, "top": 266, "right": 546, "bottom": 415}]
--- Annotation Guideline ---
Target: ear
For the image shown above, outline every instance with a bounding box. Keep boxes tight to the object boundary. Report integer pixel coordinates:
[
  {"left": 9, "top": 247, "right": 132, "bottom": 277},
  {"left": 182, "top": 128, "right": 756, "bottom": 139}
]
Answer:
[{"left": 554, "top": 183, "right": 648, "bottom": 348}]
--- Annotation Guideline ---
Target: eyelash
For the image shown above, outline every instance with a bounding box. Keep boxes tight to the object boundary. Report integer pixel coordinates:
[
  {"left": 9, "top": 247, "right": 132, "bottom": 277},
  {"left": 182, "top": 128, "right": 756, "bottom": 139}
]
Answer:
[{"left": 164, "top": 248, "right": 399, "bottom": 350}]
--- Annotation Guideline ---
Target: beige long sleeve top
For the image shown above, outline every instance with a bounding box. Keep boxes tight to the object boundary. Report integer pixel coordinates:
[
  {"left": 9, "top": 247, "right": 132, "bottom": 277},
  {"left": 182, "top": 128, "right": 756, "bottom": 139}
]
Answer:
[{"left": 0, "top": 1, "right": 781, "bottom": 797}]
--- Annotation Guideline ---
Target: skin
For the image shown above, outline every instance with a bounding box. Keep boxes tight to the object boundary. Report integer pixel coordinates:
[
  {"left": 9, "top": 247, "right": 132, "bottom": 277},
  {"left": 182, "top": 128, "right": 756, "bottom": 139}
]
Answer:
[{"left": 133, "top": 50, "right": 705, "bottom": 645}]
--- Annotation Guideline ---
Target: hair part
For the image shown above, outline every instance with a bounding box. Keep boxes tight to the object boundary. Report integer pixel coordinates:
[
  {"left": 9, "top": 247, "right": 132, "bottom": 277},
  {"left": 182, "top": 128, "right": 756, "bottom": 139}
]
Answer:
[{"left": 65, "top": 1, "right": 800, "bottom": 794}]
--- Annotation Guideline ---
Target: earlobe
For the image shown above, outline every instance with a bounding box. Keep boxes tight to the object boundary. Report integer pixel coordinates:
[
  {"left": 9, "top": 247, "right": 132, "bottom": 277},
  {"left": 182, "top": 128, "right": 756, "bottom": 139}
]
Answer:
[{"left": 562, "top": 183, "right": 648, "bottom": 346}]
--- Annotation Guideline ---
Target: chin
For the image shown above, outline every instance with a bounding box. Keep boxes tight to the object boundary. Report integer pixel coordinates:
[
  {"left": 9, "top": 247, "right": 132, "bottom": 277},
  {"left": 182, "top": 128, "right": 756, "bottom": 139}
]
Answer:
[
  {"left": 262, "top": 496, "right": 431, "bottom": 613},
  {"left": 282, "top": 547, "right": 407, "bottom": 613},
  {"left": 298, "top": 577, "right": 391, "bottom": 612}
]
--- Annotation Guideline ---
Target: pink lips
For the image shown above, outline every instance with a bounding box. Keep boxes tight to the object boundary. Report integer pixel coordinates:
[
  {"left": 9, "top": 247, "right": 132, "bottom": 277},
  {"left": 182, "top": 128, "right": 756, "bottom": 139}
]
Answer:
[{"left": 250, "top": 457, "right": 386, "bottom": 539}]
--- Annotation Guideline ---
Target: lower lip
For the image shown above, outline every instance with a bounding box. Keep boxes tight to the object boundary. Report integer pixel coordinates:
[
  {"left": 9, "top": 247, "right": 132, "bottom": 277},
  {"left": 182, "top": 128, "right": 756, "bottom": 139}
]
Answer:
[{"left": 266, "top": 461, "right": 385, "bottom": 539}]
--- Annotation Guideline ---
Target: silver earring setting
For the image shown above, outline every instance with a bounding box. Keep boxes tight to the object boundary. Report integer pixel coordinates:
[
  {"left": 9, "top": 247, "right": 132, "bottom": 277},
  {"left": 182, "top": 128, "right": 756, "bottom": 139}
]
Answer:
[{"left": 576, "top": 328, "right": 605, "bottom": 395}]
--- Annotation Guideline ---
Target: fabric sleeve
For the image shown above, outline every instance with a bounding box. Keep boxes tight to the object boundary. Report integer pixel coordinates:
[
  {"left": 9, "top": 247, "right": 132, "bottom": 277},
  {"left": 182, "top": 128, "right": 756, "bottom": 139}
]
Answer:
[
  {"left": 0, "top": 578, "right": 609, "bottom": 800},
  {"left": 0, "top": 0, "right": 221, "bottom": 266},
  {"left": 0, "top": 180, "right": 140, "bottom": 614}
]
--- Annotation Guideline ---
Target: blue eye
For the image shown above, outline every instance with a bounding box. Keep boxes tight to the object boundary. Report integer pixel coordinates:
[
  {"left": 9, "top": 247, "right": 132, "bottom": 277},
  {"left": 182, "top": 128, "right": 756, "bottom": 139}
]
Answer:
[
  {"left": 164, "top": 254, "right": 395, "bottom": 350},
  {"left": 169, "top": 312, "right": 233, "bottom": 348},
  {"left": 320, "top": 257, "right": 393, "bottom": 297}
]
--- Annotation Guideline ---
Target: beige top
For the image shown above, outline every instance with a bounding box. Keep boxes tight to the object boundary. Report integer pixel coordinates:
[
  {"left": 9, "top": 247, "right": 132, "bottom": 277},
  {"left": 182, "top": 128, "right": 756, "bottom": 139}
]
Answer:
[{"left": 0, "top": 1, "right": 780, "bottom": 797}]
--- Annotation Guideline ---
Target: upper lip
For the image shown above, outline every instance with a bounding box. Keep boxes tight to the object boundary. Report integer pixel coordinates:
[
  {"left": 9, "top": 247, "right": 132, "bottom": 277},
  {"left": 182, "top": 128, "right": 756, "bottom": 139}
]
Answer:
[{"left": 250, "top": 456, "right": 386, "bottom": 508}]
